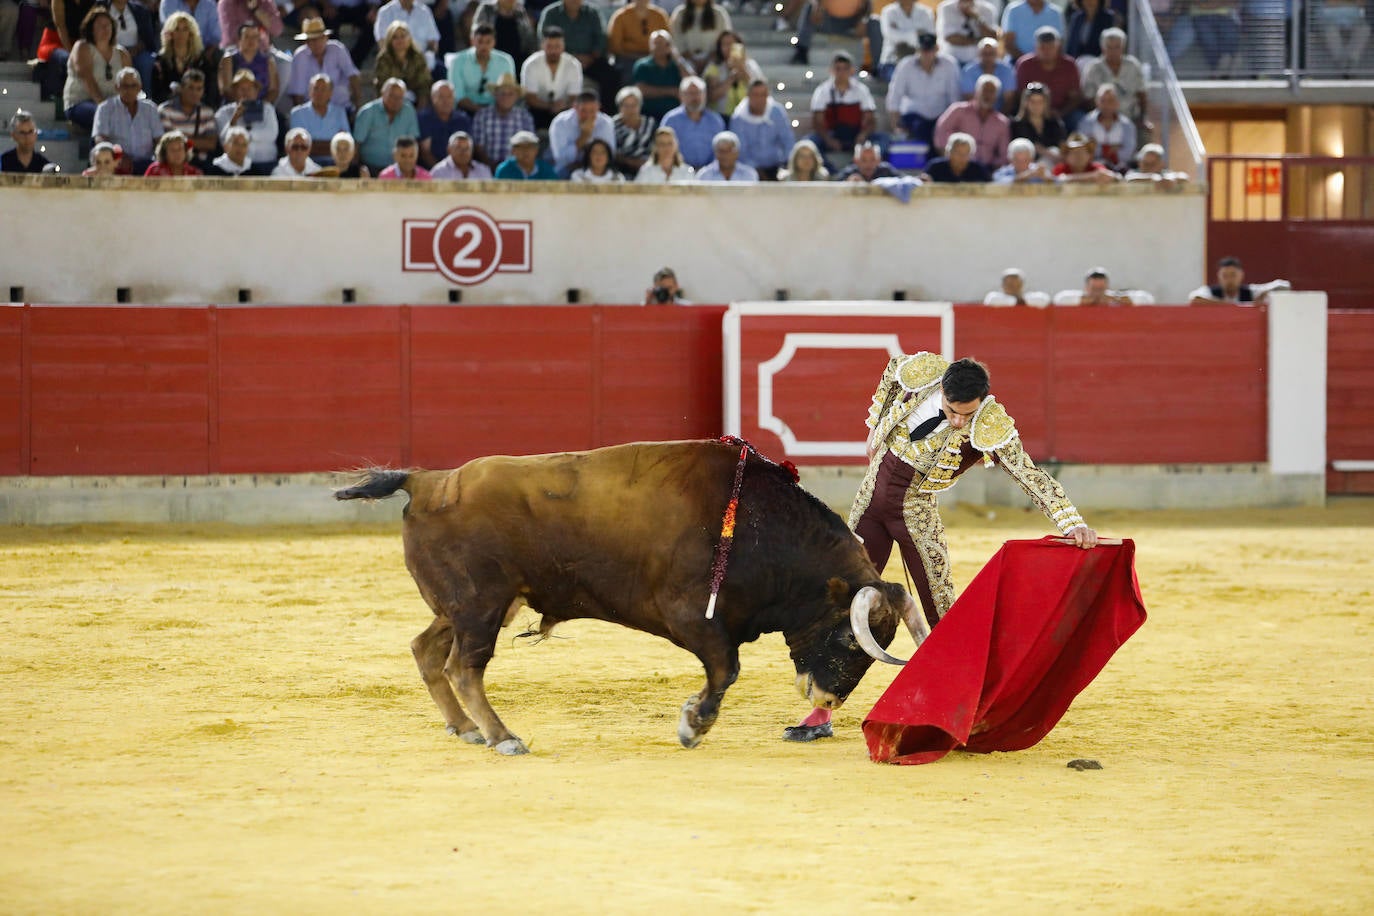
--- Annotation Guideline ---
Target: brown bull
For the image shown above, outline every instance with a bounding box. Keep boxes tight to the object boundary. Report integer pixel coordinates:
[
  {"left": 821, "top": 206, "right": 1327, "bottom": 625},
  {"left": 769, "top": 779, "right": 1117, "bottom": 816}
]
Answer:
[{"left": 335, "top": 440, "right": 926, "bottom": 755}]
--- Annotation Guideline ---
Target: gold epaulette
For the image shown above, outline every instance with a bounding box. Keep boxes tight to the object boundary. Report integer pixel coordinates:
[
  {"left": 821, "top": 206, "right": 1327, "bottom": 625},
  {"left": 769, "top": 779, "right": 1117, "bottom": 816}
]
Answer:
[
  {"left": 970, "top": 397, "right": 1018, "bottom": 452},
  {"left": 895, "top": 352, "right": 949, "bottom": 393}
]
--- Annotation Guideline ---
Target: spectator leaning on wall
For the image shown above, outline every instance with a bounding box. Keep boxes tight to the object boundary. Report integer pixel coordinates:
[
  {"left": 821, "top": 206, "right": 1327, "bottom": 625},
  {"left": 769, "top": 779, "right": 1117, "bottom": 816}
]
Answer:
[{"left": 1188, "top": 257, "right": 1291, "bottom": 306}]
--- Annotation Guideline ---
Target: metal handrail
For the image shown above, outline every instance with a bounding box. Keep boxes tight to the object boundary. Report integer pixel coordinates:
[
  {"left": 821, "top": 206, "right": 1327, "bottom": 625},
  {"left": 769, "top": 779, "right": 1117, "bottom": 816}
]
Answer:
[{"left": 1130, "top": 0, "right": 1208, "bottom": 178}]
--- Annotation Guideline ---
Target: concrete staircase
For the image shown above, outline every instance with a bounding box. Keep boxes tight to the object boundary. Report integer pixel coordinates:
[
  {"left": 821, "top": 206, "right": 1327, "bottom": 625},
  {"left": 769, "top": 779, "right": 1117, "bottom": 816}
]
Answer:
[
  {"left": 0, "top": 59, "right": 85, "bottom": 174},
  {"left": 729, "top": 6, "right": 884, "bottom": 141}
]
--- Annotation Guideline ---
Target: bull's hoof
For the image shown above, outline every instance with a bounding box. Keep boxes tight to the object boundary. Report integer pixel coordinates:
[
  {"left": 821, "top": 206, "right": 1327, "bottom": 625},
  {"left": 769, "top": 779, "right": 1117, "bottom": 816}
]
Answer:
[
  {"left": 492, "top": 738, "right": 529, "bottom": 756},
  {"left": 678, "top": 722, "right": 703, "bottom": 749},
  {"left": 782, "top": 723, "right": 833, "bottom": 742},
  {"left": 446, "top": 727, "right": 484, "bottom": 744},
  {"left": 678, "top": 698, "right": 707, "bottom": 749}
]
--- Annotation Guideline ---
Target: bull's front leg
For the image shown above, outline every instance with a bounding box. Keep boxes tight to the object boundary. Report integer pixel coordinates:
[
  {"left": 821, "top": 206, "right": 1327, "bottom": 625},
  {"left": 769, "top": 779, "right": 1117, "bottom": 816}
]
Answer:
[{"left": 678, "top": 643, "right": 740, "bottom": 749}]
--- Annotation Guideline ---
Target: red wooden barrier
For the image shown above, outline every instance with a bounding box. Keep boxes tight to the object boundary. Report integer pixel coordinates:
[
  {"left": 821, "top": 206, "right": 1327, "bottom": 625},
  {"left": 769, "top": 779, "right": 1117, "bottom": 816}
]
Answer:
[
  {"left": 217, "top": 307, "right": 406, "bottom": 473},
  {"left": 26, "top": 307, "right": 213, "bottom": 476},
  {"left": 0, "top": 307, "right": 23, "bottom": 476},
  {"left": 1327, "top": 310, "right": 1374, "bottom": 494},
  {"left": 0, "top": 303, "right": 1356, "bottom": 487}
]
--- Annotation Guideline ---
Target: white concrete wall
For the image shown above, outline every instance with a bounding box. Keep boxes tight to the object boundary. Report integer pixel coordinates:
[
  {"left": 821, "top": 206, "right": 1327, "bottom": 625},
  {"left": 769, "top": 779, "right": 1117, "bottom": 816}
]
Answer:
[
  {"left": 1267, "top": 291, "right": 1329, "bottom": 475},
  {"left": 0, "top": 176, "right": 1207, "bottom": 306}
]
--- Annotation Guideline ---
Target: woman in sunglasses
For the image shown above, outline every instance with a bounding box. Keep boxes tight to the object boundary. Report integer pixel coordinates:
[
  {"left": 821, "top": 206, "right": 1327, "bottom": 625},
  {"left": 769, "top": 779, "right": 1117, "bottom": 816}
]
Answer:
[
  {"left": 1010, "top": 81, "right": 1066, "bottom": 164},
  {"left": 272, "top": 127, "right": 324, "bottom": 177},
  {"left": 64, "top": 7, "right": 132, "bottom": 131}
]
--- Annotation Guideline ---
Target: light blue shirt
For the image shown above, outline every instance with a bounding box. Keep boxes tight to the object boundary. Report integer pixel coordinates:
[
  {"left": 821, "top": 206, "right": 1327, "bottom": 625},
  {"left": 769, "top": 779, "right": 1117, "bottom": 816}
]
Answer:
[
  {"left": 659, "top": 106, "right": 726, "bottom": 170},
  {"left": 1000, "top": 1, "right": 1065, "bottom": 55},
  {"left": 448, "top": 48, "right": 516, "bottom": 108},
  {"left": 992, "top": 162, "right": 1047, "bottom": 183},
  {"left": 289, "top": 102, "right": 351, "bottom": 144},
  {"left": 160, "top": 0, "right": 222, "bottom": 47},
  {"left": 353, "top": 97, "right": 421, "bottom": 170},
  {"left": 93, "top": 97, "right": 164, "bottom": 159},
  {"left": 695, "top": 160, "right": 759, "bottom": 182},
  {"left": 729, "top": 99, "right": 794, "bottom": 170},
  {"left": 548, "top": 109, "right": 616, "bottom": 175},
  {"left": 959, "top": 59, "right": 1016, "bottom": 98}
]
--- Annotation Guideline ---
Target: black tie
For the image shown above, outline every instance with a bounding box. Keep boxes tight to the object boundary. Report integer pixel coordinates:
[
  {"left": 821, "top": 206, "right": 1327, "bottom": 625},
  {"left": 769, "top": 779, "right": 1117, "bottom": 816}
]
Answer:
[{"left": 909, "top": 412, "right": 945, "bottom": 441}]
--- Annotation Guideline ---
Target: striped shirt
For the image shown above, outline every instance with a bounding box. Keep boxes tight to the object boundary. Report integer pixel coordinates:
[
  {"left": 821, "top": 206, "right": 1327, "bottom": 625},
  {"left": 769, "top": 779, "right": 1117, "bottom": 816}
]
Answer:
[
  {"left": 158, "top": 99, "right": 219, "bottom": 146},
  {"left": 613, "top": 112, "right": 656, "bottom": 166}
]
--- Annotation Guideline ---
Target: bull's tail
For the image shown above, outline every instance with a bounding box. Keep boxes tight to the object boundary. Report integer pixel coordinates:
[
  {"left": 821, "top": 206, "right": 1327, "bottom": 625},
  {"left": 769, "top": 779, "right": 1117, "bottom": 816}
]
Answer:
[{"left": 334, "top": 468, "right": 413, "bottom": 501}]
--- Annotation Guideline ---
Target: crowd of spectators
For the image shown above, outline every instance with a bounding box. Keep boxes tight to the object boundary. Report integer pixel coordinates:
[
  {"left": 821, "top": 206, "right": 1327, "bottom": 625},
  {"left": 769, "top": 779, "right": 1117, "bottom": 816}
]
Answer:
[{"left": 3, "top": 0, "right": 1199, "bottom": 184}]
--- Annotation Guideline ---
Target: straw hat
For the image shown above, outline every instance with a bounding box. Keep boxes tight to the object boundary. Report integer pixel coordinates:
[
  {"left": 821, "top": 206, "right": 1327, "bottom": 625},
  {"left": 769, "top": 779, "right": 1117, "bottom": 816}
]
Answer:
[{"left": 295, "top": 17, "right": 332, "bottom": 40}]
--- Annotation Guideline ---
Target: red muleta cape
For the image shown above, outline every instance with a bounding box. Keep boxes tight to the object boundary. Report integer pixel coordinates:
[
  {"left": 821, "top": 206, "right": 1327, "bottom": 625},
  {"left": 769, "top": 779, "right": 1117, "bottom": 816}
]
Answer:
[{"left": 863, "top": 537, "right": 1147, "bottom": 765}]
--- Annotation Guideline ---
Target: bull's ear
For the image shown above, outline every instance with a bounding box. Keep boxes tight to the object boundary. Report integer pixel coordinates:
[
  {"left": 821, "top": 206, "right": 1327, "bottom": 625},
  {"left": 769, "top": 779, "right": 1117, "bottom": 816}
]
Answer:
[{"left": 826, "top": 577, "right": 850, "bottom": 607}]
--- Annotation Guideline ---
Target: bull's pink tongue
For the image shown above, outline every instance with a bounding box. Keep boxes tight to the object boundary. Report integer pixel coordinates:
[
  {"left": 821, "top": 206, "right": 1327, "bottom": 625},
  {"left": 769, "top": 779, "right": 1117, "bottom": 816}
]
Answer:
[{"left": 801, "top": 707, "right": 832, "bottom": 727}]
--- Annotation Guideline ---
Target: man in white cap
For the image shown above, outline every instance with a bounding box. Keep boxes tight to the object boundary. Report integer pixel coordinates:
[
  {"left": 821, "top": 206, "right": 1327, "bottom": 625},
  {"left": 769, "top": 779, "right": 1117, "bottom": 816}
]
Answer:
[
  {"left": 984, "top": 268, "right": 1050, "bottom": 306},
  {"left": 494, "top": 130, "right": 558, "bottom": 180}
]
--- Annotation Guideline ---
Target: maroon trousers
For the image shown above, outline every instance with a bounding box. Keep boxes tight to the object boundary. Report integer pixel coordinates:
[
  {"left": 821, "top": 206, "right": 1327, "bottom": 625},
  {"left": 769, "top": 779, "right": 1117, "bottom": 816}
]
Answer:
[{"left": 852, "top": 451, "right": 945, "bottom": 628}]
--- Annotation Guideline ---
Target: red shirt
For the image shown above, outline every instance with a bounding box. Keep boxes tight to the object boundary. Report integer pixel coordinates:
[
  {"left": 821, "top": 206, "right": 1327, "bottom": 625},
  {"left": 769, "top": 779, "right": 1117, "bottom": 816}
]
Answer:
[
  {"left": 143, "top": 162, "right": 204, "bottom": 177},
  {"left": 1052, "top": 160, "right": 1110, "bottom": 176},
  {"left": 1014, "top": 53, "right": 1081, "bottom": 115}
]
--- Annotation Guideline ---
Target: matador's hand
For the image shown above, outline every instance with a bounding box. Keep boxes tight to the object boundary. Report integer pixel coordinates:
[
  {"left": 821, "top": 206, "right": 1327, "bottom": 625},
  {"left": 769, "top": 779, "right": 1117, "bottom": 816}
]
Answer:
[{"left": 1066, "top": 525, "right": 1099, "bottom": 549}]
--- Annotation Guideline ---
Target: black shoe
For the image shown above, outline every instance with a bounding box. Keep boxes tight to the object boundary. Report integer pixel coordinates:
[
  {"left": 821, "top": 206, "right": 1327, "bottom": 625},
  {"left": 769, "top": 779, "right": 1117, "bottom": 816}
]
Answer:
[
  {"left": 782, "top": 722, "right": 833, "bottom": 742},
  {"left": 790, "top": 46, "right": 809, "bottom": 66}
]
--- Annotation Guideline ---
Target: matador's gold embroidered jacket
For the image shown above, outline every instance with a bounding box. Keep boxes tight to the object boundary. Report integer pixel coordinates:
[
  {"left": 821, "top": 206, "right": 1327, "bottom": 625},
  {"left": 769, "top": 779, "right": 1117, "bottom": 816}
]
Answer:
[{"left": 849, "top": 352, "right": 1086, "bottom": 534}]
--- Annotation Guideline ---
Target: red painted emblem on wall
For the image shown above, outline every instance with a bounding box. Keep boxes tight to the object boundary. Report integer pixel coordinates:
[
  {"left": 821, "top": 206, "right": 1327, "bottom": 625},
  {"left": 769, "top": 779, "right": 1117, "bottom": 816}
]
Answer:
[
  {"left": 1245, "top": 164, "right": 1281, "bottom": 195},
  {"left": 402, "top": 207, "right": 533, "bottom": 286}
]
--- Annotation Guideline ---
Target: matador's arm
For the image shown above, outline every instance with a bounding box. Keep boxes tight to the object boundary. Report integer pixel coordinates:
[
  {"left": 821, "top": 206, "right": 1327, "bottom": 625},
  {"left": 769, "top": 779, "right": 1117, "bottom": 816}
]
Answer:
[{"left": 991, "top": 437, "right": 1087, "bottom": 535}]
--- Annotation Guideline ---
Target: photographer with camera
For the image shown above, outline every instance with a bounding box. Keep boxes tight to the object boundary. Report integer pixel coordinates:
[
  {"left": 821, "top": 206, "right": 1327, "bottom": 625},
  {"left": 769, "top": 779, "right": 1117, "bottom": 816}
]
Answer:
[{"left": 643, "top": 267, "right": 691, "bottom": 305}]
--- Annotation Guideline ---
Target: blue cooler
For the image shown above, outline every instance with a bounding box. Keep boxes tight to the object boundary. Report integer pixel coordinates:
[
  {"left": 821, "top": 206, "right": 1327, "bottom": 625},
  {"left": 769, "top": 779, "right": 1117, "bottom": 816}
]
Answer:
[{"left": 889, "top": 141, "right": 929, "bottom": 171}]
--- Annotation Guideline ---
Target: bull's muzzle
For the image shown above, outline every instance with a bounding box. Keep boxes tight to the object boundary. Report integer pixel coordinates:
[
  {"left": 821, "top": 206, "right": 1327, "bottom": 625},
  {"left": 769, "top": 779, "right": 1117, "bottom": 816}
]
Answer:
[{"left": 795, "top": 672, "right": 842, "bottom": 709}]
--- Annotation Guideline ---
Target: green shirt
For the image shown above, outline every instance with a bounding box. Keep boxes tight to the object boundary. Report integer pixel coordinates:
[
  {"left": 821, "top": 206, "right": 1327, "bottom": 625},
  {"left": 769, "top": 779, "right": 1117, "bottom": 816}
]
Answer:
[
  {"left": 632, "top": 57, "right": 682, "bottom": 121},
  {"left": 353, "top": 98, "right": 421, "bottom": 171},
  {"left": 536, "top": 2, "right": 607, "bottom": 58}
]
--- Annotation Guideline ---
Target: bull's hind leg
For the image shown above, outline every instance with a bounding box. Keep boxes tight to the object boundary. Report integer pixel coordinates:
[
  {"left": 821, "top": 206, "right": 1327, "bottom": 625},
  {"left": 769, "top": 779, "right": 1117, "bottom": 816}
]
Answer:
[
  {"left": 678, "top": 641, "right": 740, "bottom": 749},
  {"left": 443, "top": 625, "right": 528, "bottom": 756},
  {"left": 411, "top": 616, "right": 483, "bottom": 744}
]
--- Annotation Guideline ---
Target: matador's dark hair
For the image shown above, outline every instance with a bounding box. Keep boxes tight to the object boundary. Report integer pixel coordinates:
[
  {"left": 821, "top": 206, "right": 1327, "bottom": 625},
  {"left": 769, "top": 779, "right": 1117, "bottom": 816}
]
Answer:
[{"left": 942, "top": 357, "right": 991, "bottom": 403}]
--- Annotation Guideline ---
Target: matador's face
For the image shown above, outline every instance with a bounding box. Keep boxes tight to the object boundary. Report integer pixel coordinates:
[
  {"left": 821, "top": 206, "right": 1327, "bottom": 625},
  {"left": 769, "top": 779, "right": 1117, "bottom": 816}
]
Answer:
[{"left": 941, "top": 395, "right": 982, "bottom": 429}]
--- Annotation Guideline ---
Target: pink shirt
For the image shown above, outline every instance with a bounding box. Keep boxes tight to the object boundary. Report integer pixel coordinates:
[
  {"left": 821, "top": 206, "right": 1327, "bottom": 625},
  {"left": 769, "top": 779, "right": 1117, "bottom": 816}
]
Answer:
[
  {"left": 933, "top": 100, "right": 1011, "bottom": 168},
  {"left": 377, "top": 164, "right": 433, "bottom": 180}
]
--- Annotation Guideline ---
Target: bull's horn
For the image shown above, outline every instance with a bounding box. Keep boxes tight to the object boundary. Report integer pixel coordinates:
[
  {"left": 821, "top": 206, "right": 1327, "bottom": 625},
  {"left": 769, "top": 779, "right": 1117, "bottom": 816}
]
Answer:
[
  {"left": 850, "top": 586, "right": 908, "bottom": 667},
  {"left": 900, "top": 589, "right": 931, "bottom": 647}
]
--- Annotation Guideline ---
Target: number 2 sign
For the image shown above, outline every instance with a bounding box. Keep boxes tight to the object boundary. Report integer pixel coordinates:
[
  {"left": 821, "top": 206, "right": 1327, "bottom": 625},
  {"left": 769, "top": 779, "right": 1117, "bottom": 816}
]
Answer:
[{"left": 403, "top": 207, "right": 533, "bottom": 286}]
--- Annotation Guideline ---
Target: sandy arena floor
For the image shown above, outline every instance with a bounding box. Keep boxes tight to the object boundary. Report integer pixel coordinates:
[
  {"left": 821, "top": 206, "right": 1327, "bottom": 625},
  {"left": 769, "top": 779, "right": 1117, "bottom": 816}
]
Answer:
[{"left": 2, "top": 500, "right": 1372, "bottom": 914}]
